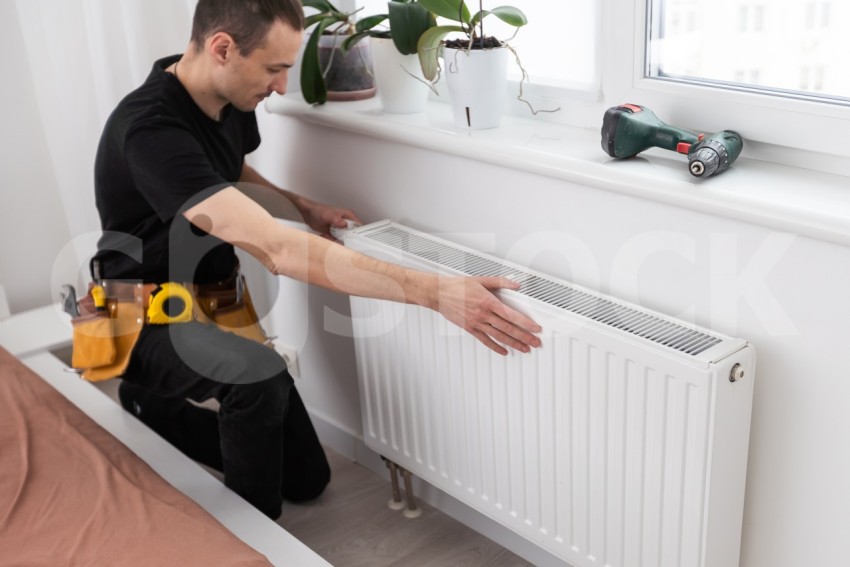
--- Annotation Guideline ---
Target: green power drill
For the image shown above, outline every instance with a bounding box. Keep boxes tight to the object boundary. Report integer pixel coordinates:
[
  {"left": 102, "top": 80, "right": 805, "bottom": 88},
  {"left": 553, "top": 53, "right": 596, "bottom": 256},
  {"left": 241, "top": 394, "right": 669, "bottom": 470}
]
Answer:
[{"left": 601, "top": 104, "right": 743, "bottom": 178}]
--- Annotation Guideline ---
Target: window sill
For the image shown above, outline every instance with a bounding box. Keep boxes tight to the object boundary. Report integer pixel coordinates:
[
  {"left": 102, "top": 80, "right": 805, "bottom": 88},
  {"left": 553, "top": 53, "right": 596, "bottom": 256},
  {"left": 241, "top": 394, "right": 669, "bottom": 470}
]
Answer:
[{"left": 265, "top": 94, "right": 850, "bottom": 248}]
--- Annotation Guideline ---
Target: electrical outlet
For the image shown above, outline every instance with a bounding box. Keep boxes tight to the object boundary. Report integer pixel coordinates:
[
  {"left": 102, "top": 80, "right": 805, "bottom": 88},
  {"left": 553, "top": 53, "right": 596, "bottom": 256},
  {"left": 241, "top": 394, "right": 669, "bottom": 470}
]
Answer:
[{"left": 274, "top": 343, "right": 300, "bottom": 378}]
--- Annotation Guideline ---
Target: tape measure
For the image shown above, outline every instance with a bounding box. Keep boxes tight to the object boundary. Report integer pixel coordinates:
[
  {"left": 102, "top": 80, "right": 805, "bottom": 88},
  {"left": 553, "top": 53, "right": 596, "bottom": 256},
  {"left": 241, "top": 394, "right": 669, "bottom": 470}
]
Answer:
[{"left": 147, "top": 282, "right": 193, "bottom": 324}]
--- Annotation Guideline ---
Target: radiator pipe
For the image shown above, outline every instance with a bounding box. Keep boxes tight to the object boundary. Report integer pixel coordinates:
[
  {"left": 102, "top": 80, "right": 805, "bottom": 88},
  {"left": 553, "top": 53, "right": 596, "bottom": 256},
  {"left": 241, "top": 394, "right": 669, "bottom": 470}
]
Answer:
[
  {"left": 384, "top": 458, "right": 405, "bottom": 510},
  {"left": 399, "top": 466, "right": 422, "bottom": 519}
]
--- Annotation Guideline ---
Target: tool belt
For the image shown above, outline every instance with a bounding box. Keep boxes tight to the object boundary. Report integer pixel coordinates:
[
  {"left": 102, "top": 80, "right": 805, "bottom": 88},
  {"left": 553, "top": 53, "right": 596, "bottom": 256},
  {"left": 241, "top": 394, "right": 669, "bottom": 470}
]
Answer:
[{"left": 70, "top": 270, "right": 271, "bottom": 382}]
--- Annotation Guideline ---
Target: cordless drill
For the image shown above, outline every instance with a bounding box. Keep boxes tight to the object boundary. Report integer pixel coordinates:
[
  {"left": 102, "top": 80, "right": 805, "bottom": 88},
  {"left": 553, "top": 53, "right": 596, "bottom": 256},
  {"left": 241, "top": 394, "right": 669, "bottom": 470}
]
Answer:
[{"left": 601, "top": 104, "right": 743, "bottom": 178}]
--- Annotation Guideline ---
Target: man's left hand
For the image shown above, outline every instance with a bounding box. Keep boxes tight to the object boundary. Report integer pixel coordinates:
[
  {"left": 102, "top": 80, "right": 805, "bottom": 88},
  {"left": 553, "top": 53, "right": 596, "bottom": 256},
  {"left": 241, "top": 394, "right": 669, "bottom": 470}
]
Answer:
[{"left": 298, "top": 198, "right": 361, "bottom": 239}]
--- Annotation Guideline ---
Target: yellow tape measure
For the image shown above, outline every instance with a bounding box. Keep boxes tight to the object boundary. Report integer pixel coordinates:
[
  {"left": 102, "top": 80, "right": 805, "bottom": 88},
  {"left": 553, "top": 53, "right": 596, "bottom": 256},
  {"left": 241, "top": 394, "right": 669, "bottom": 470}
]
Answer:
[{"left": 147, "top": 283, "right": 193, "bottom": 324}]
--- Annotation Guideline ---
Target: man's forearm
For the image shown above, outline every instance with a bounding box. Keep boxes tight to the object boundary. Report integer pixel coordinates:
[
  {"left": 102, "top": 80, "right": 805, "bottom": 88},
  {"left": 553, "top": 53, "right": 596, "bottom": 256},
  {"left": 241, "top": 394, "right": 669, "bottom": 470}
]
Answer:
[
  {"left": 296, "top": 230, "right": 437, "bottom": 308},
  {"left": 184, "top": 186, "right": 423, "bottom": 303},
  {"left": 238, "top": 163, "right": 360, "bottom": 237},
  {"left": 276, "top": 227, "right": 541, "bottom": 355}
]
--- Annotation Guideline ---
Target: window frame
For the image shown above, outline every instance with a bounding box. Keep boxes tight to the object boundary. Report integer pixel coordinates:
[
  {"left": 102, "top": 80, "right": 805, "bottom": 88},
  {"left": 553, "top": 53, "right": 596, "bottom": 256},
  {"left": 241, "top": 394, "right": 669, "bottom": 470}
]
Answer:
[
  {"left": 602, "top": 0, "right": 850, "bottom": 163},
  {"left": 351, "top": 0, "right": 850, "bottom": 168}
]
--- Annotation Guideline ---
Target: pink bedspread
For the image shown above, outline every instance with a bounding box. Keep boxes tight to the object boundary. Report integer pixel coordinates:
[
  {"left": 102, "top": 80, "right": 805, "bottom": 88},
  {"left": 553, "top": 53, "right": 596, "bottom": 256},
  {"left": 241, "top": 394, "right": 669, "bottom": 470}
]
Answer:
[{"left": 0, "top": 347, "right": 271, "bottom": 566}]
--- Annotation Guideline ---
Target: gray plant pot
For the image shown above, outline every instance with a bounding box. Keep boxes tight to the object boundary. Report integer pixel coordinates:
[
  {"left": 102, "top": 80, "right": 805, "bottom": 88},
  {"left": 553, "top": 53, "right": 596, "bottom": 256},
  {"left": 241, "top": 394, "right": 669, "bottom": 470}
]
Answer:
[{"left": 318, "top": 34, "right": 377, "bottom": 101}]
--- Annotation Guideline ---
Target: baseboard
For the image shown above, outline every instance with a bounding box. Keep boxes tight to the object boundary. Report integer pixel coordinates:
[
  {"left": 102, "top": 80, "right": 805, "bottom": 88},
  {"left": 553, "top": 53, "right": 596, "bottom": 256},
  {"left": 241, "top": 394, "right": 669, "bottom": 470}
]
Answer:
[{"left": 307, "top": 409, "right": 568, "bottom": 567}]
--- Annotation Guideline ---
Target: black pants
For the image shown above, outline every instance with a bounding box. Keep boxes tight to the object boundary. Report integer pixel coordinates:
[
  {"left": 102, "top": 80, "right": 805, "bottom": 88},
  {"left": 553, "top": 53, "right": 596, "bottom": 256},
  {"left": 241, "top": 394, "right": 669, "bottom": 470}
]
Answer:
[{"left": 118, "top": 322, "right": 330, "bottom": 519}]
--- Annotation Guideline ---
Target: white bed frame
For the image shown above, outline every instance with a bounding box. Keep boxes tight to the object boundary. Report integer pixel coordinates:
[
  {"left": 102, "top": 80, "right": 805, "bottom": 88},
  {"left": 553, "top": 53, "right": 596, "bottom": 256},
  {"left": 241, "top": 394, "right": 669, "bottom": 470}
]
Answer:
[{"left": 0, "top": 304, "right": 329, "bottom": 567}]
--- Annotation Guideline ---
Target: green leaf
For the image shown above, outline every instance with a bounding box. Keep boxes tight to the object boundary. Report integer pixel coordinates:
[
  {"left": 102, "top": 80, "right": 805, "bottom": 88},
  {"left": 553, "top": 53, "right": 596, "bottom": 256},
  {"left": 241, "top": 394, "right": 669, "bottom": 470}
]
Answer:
[
  {"left": 304, "top": 13, "right": 330, "bottom": 29},
  {"left": 418, "top": 0, "right": 470, "bottom": 24},
  {"left": 489, "top": 6, "right": 527, "bottom": 27},
  {"left": 388, "top": 2, "right": 435, "bottom": 55},
  {"left": 302, "top": 0, "right": 338, "bottom": 14},
  {"left": 341, "top": 31, "right": 370, "bottom": 52},
  {"left": 469, "top": 10, "right": 488, "bottom": 30},
  {"left": 355, "top": 14, "right": 388, "bottom": 33},
  {"left": 417, "top": 24, "right": 463, "bottom": 81},
  {"left": 469, "top": 6, "right": 527, "bottom": 31},
  {"left": 300, "top": 18, "right": 332, "bottom": 105}
]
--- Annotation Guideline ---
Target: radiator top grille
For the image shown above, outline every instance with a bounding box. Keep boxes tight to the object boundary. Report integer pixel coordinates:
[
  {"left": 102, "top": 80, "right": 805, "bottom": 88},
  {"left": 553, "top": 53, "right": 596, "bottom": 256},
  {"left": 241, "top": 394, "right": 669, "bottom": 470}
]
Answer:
[{"left": 359, "top": 225, "right": 724, "bottom": 357}]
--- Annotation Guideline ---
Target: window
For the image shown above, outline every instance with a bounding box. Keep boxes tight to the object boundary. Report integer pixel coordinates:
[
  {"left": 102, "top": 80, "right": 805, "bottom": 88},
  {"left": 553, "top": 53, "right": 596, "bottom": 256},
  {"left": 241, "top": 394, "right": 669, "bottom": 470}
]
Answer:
[
  {"left": 647, "top": 0, "right": 850, "bottom": 103},
  {"left": 355, "top": 0, "right": 599, "bottom": 91},
  {"left": 351, "top": 0, "right": 850, "bottom": 163},
  {"left": 474, "top": 1, "right": 598, "bottom": 90},
  {"left": 597, "top": 0, "right": 850, "bottom": 163}
]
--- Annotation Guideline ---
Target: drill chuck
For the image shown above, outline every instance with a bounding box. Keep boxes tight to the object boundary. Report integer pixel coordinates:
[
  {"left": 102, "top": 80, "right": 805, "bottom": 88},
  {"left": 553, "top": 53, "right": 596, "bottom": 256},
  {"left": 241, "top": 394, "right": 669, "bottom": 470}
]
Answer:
[
  {"left": 689, "top": 146, "right": 721, "bottom": 177},
  {"left": 687, "top": 131, "right": 743, "bottom": 178}
]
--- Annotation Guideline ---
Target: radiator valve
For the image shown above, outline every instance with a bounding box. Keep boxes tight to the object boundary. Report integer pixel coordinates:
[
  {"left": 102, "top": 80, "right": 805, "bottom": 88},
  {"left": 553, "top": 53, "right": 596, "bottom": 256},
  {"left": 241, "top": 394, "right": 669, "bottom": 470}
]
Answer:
[{"left": 729, "top": 363, "right": 745, "bottom": 383}]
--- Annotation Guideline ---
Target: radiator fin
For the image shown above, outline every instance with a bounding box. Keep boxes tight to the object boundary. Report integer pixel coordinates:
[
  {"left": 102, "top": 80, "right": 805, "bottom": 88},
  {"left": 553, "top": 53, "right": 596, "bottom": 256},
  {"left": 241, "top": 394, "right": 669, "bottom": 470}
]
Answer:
[{"left": 362, "top": 225, "right": 723, "bottom": 357}]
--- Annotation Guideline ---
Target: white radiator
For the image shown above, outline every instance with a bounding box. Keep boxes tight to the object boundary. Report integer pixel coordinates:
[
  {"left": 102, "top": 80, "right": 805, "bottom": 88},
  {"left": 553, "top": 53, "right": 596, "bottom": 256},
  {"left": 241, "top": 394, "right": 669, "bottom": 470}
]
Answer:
[{"left": 344, "top": 221, "right": 756, "bottom": 567}]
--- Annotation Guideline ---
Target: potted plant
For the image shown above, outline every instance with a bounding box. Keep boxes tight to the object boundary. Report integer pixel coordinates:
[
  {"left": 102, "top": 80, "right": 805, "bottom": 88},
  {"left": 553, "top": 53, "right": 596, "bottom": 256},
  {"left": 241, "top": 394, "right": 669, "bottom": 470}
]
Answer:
[
  {"left": 301, "top": 0, "right": 377, "bottom": 105},
  {"left": 343, "top": 1, "right": 436, "bottom": 113},
  {"left": 416, "top": 0, "right": 527, "bottom": 129}
]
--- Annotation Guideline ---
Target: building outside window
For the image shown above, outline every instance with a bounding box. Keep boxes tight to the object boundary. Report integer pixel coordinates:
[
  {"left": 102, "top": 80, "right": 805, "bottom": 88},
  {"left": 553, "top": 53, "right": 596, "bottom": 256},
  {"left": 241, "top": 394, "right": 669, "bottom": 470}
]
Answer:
[{"left": 647, "top": 0, "right": 849, "bottom": 102}]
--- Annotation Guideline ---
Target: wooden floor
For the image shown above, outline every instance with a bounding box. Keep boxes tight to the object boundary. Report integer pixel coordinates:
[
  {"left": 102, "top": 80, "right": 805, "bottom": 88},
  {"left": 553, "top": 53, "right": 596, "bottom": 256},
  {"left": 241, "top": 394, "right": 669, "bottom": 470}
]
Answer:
[
  {"left": 275, "top": 449, "right": 532, "bottom": 567},
  {"left": 93, "top": 377, "right": 530, "bottom": 566}
]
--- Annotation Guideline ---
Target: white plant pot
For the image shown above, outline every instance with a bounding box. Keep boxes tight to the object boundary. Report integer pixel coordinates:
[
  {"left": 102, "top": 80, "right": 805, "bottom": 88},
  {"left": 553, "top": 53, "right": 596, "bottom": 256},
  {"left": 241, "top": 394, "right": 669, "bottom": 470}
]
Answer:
[
  {"left": 371, "top": 37, "right": 430, "bottom": 114},
  {"left": 443, "top": 46, "right": 509, "bottom": 130}
]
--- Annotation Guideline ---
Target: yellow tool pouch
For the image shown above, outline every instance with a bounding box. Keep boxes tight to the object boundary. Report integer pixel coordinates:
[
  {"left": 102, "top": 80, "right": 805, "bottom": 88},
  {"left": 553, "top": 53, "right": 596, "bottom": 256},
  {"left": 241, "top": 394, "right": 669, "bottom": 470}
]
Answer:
[
  {"left": 70, "top": 284, "right": 144, "bottom": 382},
  {"left": 70, "top": 273, "right": 269, "bottom": 382},
  {"left": 194, "top": 275, "right": 269, "bottom": 345},
  {"left": 70, "top": 311, "right": 116, "bottom": 370}
]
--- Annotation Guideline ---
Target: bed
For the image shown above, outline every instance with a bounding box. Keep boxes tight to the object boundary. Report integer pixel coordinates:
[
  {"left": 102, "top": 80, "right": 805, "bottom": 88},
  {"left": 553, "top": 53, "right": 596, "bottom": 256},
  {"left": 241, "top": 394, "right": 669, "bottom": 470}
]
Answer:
[{"left": 0, "top": 305, "right": 330, "bottom": 566}]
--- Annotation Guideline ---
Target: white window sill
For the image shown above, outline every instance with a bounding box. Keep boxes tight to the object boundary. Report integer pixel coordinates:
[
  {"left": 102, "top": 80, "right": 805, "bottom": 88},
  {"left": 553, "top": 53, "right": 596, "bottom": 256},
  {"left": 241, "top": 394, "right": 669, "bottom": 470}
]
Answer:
[{"left": 264, "top": 94, "right": 850, "bottom": 248}]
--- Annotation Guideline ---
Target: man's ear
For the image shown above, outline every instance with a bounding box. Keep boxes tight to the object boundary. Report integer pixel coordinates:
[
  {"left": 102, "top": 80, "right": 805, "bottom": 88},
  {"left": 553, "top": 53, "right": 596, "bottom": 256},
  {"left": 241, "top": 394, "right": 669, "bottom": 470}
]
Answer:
[{"left": 208, "top": 32, "right": 236, "bottom": 65}]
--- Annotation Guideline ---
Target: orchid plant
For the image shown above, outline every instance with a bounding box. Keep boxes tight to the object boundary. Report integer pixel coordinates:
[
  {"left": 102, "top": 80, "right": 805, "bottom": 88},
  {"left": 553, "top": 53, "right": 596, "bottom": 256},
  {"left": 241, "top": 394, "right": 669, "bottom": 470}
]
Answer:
[
  {"left": 300, "top": 0, "right": 360, "bottom": 104},
  {"left": 342, "top": 0, "right": 437, "bottom": 58},
  {"left": 415, "top": 0, "right": 528, "bottom": 81}
]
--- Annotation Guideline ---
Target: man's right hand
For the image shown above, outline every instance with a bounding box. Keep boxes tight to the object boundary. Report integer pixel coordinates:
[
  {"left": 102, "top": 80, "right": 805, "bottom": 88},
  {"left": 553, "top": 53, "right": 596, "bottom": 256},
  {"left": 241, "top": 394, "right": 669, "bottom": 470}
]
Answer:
[{"left": 432, "top": 275, "right": 542, "bottom": 356}]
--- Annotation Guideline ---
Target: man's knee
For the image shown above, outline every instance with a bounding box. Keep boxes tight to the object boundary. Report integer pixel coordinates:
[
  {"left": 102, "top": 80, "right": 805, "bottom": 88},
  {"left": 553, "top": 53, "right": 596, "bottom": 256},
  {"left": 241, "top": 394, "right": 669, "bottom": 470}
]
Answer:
[
  {"left": 285, "top": 460, "right": 331, "bottom": 503},
  {"left": 118, "top": 380, "right": 154, "bottom": 418},
  {"left": 305, "top": 461, "right": 331, "bottom": 500},
  {"left": 218, "top": 369, "right": 294, "bottom": 424}
]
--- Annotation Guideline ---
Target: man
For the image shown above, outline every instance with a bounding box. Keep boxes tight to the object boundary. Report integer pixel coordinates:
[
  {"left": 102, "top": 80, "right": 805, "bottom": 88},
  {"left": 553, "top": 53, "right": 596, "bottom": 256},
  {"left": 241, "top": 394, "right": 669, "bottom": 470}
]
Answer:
[{"left": 91, "top": 0, "right": 541, "bottom": 520}]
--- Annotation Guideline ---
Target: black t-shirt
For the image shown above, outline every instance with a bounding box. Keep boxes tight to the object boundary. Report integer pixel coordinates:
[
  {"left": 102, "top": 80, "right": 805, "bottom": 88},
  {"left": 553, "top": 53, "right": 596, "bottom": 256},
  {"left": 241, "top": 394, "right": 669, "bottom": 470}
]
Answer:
[{"left": 92, "top": 54, "right": 261, "bottom": 283}]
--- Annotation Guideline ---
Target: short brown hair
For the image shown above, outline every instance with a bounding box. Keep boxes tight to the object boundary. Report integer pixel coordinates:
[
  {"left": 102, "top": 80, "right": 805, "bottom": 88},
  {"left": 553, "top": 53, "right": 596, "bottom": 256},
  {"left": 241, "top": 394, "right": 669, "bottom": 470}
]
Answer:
[{"left": 190, "top": 0, "right": 304, "bottom": 55}]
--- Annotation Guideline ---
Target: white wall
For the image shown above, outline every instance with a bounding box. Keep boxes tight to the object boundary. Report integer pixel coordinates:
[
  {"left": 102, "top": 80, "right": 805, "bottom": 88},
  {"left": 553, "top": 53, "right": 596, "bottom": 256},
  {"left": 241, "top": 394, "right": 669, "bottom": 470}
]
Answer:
[
  {"left": 1, "top": 1, "right": 199, "bottom": 316},
  {"left": 0, "top": 0, "right": 73, "bottom": 314},
  {"left": 4, "top": 3, "right": 848, "bottom": 563},
  {"left": 254, "top": 110, "right": 850, "bottom": 567}
]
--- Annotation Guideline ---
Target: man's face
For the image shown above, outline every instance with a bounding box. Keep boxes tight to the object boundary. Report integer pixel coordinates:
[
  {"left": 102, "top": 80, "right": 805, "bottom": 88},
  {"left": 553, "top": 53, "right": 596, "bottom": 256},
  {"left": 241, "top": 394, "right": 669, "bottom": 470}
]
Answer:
[{"left": 223, "top": 20, "right": 303, "bottom": 111}]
